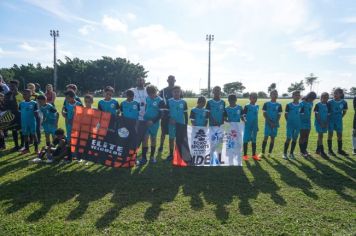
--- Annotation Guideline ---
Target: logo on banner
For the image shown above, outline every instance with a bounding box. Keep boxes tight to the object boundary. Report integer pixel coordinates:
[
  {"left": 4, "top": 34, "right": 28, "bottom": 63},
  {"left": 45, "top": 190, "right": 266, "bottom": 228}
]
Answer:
[{"left": 118, "top": 127, "right": 129, "bottom": 138}]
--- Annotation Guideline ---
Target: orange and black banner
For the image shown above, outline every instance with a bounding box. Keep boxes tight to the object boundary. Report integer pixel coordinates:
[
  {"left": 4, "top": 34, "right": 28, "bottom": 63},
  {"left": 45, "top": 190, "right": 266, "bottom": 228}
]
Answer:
[{"left": 70, "top": 107, "right": 138, "bottom": 168}]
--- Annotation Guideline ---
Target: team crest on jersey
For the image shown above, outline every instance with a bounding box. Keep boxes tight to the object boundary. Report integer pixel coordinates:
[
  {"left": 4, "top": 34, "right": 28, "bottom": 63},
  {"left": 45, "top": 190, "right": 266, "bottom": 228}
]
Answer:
[
  {"left": 111, "top": 103, "right": 115, "bottom": 108},
  {"left": 237, "top": 110, "right": 240, "bottom": 114},
  {"left": 179, "top": 104, "right": 184, "bottom": 108},
  {"left": 133, "top": 105, "right": 137, "bottom": 109},
  {"left": 339, "top": 104, "right": 343, "bottom": 109},
  {"left": 220, "top": 105, "right": 223, "bottom": 109},
  {"left": 29, "top": 105, "right": 33, "bottom": 109},
  {"left": 153, "top": 102, "right": 157, "bottom": 106}
]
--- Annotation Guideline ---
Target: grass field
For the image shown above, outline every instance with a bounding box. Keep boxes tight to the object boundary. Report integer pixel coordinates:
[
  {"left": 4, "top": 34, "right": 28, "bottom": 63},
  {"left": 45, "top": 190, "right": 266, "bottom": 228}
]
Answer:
[{"left": 0, "top": 97, "right": 355, "bottom": 235}]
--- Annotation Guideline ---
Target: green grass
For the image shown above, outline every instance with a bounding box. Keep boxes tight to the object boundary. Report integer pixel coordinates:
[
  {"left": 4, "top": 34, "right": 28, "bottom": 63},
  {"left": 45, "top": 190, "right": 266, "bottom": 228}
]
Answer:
[{"left": 0, "top": 98, "right": 355, "bottom": 235}]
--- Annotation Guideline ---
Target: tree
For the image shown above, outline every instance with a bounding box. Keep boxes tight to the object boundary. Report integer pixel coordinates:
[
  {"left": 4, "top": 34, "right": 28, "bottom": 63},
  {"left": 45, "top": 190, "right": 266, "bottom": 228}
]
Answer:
[
  {"left": 242, "top": 92, "right": 250, "bottom": 98},
  {"left": 223, "top": 81, "right": 245, "bottom": 94},
  {"left": 257, "top": 91, "right": 268, "bottom": 98},
  {"left": 282, "top": 93, "right": 289, "bottom": 98},
  {"left": 349, "top": 87, "right": 356, "bottom": 96},
  {"left": 182, "top": 90, "right": 196, "bottom": 98},
  {"left": 200, "top": 88, "right": 209, "bottom": 97},
  {"left": 288, "top": 80, "right": 305, "bottom": 93},
  {"left": 267, "top": 83, "right": 276, "bottom": 93},
  {"left": 305, "top": 73, "right": 318, "bottom": 91}
]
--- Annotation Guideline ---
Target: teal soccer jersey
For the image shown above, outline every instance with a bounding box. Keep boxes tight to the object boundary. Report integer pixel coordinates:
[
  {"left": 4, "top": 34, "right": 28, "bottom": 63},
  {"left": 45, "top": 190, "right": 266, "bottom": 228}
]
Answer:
[
  {"left": 300, "top": 101, "right": 313, "bottom": 129},
  {"left": 206, "top": 99, "right": 225, "bottom": 126},
  {"left": 40, "top": 103, "right": 57, "bottom": 134},
  {"left": 144, "top": 96, "right": 165, "bottom": 122},
  {"left": 98, "top": 99, "right": 120, "bottom": 116},
  {"left": 190, "top": 107, "right": 209, "bottom": 126},
  {"left": 314, "top": 102, "right": 329, "bottom": 133},
  {"left": 120, "top": 100, "right": 140, "bottom": 120},
  {"left": 225, "top": 105, "right": 243, "bottom": 122},
  {"left": 262, "top": 101, "right": 282, "bottom": 137},
  {"left": 19, "top": 101, "right": 38, "bottom": 135},
  {"left": 285, "top": 102, "right": 302, "bottom": 140},
  {"left": 242, "top": 104, "right": 259, "bottom": 142},
  {"left": 64, "top": 101, "right": 82, "bottom": 140},
  {"left": 327, "top": 99, "right": 348, "bottom": 132},
  {"left": 167, "top": 98, "right": 188, "bottom": 139}
]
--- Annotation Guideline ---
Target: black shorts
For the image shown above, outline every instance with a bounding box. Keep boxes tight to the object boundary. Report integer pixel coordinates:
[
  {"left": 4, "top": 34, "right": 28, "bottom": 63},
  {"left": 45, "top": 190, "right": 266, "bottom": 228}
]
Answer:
[{"left": 161, "top": 117, "right": 169, "bottom": 135}]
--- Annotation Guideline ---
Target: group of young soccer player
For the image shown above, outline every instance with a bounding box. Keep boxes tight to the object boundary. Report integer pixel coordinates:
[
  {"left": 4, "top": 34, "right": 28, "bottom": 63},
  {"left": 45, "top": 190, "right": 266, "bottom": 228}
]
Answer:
[{"left": 0, "top": 78, "right": 354, "bottom": 165}]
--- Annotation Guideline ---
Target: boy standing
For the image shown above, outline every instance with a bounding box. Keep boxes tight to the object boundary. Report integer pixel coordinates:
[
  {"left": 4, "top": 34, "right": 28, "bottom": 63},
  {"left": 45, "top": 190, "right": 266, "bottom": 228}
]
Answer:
[
  {"left": 37, "top": 95, "right": 58, "bottom": 147},
  {"left": 283, "top": 90, "right": 302, "bottom": 159},
  {"left": 19, "top": 89, "right": 39, "bottom": 154},
  {"left": 84, "top": 94, "right": 94, "bottom": 109},
  {"left": 167, "top": 86, "right": 188, "bottom": 161},
  {"left": 225, "top": 94, "right": 242, "bottom": 123},
  {"left": 260, "top": 90, "right": 282, "bottom": 157},
  {"left": 120, "top": 90, "right": 140, "bottom": 120},
  {"left": 98, "top": 86, "right": 120, "bottom": 116},
  {"left": 314, "top": 92, "right": 330, "bottom": 158},
  {"left": 62, "top": 90, "right": 82, "bottom": 141},
  {"left": 206, "top": 86, "right": 225, "bottom": 127},
  {"left": 242, "top": 92, "right": 260, "bottom": 161},
  {"left": 190, "top": 96, "right": 209, "bottom": 127}
]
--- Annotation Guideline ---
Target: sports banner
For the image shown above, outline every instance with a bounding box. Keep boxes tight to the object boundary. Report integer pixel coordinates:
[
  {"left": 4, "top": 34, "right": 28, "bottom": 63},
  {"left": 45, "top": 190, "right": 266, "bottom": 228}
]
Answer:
[
  {"left": 70, "top": 107, "right": 138, "bottom": 168},
  {"left": 0, "top": 111, "right": 15, "bottom": 129},
  {"left": 173, "top": 122, "right": 244, "bottom": 166}
]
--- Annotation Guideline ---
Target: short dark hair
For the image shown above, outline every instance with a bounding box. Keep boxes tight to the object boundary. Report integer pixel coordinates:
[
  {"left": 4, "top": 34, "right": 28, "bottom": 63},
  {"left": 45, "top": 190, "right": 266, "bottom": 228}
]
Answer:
[
  {"left": 37, "top": 95, "right": 46, "bottom": 101},
  {"left": 126, "top": 89, "right": 134, "bottom": 97},
  {"left": 9, "top": 80, "right": 19, "bottom": 86},
  {"left": 292, "top": 90, "right": 300, "bottom": 96},
  {"left": 172, "top": 85, "right": 181, "bottom": 91},
  {"left": 54, "top": 128, "right": 65, "bottom": 136},
  {"left": 197, "top": 96, "right": 206, "bottom": 103},
  {"left": 304, "top": 91, "right": 317, "bottom": 101},
  {"left": 66, "top": 84, "right": 77, "bottom": 91},
  {"left": 64, "top": 90, "right": 76, "bottom": 98},
  {"left": 228, "top": 94, "right": 237, "bottom": 102},
  {"left": 84, "top": 94, "right": 93, "bottom": 102},
  {"left": 35, "top": 83, "right": 41, "bottom": 89},
  {"left": 146, "top": 85, "right": 157, "bottom": 94},
  {"left": 104, "top": 86, "right": 114, "bottom": 93},
  {"left": 23, "top": 89, "right": 31, "bottom": 94}
]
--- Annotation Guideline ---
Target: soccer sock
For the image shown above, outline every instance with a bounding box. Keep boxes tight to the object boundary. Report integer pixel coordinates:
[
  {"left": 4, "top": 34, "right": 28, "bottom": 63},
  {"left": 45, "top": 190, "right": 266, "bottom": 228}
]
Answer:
[
  {"left": 337, "top": 140, "right": 342, "bottom": 152},
  {"left": 34, "top": 141, "right": 38, "bottom": 152},
  {"left": 268, "top": 142, "right": 274, "bottom": 154},
  {"left": 316, "top": 145, "right": 320, "bottom": 153},
  {"left": 291, "top": 141, "right": 297, "bottom": 154},
  {"left": 262, "top": 140, "right": 267, "bottom": 154},
  {"left": 283, "top": 142, "right": 289, "bottom": 154},
  {"left": 305, "top": 141, "right": 308, "bottom": 152},
  {"left": 20, "top": 133, "right": 24, "bottom": 147},
  {"left": 12, "top": 130, "right": 19, "bottom": 147},
  {"left": 142, "top": 147, "right": 148, "bottom": 159},
  {"left": 0, "top": 136, "right": 5, "bottom": 148},
  {"left": 25, "top": 141, "right": 29, "bottom": 150},
  {"left": 327, "top": 139, "right": 332, "bottom": 152},
  {"left": 299, "top": 142, "right": 304, "bottom": 153},
  {"left": 243, "top": 143, "right": 248, "bottom": 156},
  {"left": 150, "top": 146, "right": 156, "bottom": 158},
  {"left": 252, "top": 143, "right": 256, "bottom": 156}
]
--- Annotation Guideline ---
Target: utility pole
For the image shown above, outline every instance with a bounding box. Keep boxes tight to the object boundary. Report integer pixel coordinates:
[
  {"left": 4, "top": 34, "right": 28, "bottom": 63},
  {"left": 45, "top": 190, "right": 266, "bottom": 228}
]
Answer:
[
  {"left": 206, "top": 34, "right": 214, "bottom": 98},
  {"left": 50, "top": 30, "right": 59, "bottom": 91}
]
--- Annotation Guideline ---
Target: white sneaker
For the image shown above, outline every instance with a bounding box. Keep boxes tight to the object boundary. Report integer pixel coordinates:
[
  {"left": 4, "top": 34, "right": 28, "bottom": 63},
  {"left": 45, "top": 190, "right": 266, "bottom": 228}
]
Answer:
[
  {"left": 283, "top": 153, "right": 288, "bottom": 159},
  {"left": 78, "top": 159, "right": 84, "bottom": 163},
  {"left": 30, "top": 157, "right": 42, "bottom": 163}
]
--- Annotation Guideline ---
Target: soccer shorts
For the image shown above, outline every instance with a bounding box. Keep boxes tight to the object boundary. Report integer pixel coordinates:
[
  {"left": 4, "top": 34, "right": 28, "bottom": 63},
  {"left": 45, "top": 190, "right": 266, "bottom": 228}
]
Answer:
[
  {"left": 286, "top": 123, "right": 300, "bottom": 141},
  {"left": 43, "top": 122, "right": 57, "bottom": 135},
  {"left": 264, "top": 123, "right": 278, "bottom": 137},
  {"left": 315, "top": 122, "right": 328, "bottom": 134},
  {"left": 146, "top": 121, "right": 159, "bottom": 137},
  {"left": 328, "top": 119, "right": 343, "bottom": 133},
  {"left": 300, "top": 120, "right": 311, "bottom": 130},
  {"left": 243, "top": 124, "right": 258, "bottom": 143},
  {"left": 168, "top": 124, "right": 176, "bottom": 139},
  {"left": 21, "top": 119, "right": 36, "bottom": 136}
]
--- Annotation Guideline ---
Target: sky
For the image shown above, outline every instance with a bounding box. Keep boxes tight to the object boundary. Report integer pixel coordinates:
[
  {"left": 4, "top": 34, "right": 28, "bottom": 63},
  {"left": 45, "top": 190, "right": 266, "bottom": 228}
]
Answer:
[{"left": 0, "top": 0, "right": 355, "bottom": 94}]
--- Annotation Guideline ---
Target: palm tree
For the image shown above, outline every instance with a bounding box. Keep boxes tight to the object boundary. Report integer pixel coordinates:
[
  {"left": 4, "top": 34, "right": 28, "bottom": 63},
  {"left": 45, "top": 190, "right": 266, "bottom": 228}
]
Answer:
[{"left": 305, "top": 73, "right": 318, "bottom": 91}]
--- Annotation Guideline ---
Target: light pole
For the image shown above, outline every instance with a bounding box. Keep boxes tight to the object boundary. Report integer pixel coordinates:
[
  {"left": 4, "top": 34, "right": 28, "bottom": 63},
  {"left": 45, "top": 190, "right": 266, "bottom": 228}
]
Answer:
[
  {"left": 206, "top": 34, "right": 214, "bottom": 98},
  {"left": 50, "top": 30, "right": 59, "bottom": 91}
]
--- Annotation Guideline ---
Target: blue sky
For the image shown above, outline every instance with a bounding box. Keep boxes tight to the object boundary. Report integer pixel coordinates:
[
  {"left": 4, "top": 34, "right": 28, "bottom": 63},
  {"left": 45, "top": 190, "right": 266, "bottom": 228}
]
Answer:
[{"left": 0, "top": 0, "right": 355, "bottom": 94}]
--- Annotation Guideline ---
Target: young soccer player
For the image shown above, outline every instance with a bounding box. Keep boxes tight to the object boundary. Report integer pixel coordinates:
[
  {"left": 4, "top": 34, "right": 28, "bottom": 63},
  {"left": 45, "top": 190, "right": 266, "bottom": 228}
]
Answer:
[
  {"left": 260, "top": 90, "right": 282, "bottom": 157},
  {"left": 206, "top": 86, "right": 225, "bottom": 126},
  {"left": 62, "top": 90, "right": 82, "bottom": 141},
  {"left": 98, "top": 86, "right": 120, "bottom": 116},
  {"left": 225, "top": 94, "right": 243, "bottom": 123},
  {"left": 190, "top": 96, "right": 209, "bottom": 126},
  {"left": 19, "top": 89, "right": 39, "bottom": 154},
  {"left": 167, "top": 86, "right": 188, "bottom": 161},
  {"left": 327, "top": 88, "right": 348, "bottom": 156},
  {"left": 283, "top": 90, "right": 302, "bottom": 159},
  {"left": 314, "top": 92, "right": 330, "bottom": 158},
  {"left": 33, "top": 128, "right": 68, "bottom": 163},
  {"left": 0, "top": 92, "right": 5, "bottom": 150},
  {"left": 84, "top": 94, "right": 94, "bottom": 109},
  {"left": 37, "top": 95, "right": 58, "bottom": 147},
  {"left": 120, "top": 90, "right": 140, "bottom": 120},
  {"left": 299, "top": 91, "right": 317, "bottom": 157},
  {"left": 242, "top": 92, "right": 260, "bottom": 161},
  {"left": 138, "top": 85, "right": 165, "bottom": 165},
  {"left": 4, "top": 80, "right": 23, "bottom": 151}
]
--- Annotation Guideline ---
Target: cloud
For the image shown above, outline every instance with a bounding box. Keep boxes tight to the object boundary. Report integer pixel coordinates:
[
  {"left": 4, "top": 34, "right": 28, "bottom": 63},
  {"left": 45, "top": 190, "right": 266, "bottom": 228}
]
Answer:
[
  {"left": 339, "top": 16, "right": 356, "bottom": 23},
  {"left": 78, "top": 25, "right": 95, "bottom": 35},
  {"left": 126, "top": 12, "right": 136, "bottom": 21},
  {"left": 102, "top": 15, "right": 127, "bottom": 32},
  {"left": 292, "top": 36, "right": 342, "bottom": 56},
  {"left": 19, "top": 42, "right": 37, "bottom": 52}
]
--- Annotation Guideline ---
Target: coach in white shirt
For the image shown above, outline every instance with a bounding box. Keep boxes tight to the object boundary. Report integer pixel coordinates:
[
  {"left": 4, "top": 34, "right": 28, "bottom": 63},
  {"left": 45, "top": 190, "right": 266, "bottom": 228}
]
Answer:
[{"left": 131, "top": 77, "right": 148, "bottom": 121}]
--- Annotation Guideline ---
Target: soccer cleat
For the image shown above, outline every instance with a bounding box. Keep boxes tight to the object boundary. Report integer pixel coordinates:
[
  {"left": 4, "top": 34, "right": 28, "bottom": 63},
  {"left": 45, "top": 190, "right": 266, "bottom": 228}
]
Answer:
[
  {"left": 136, "top": 158, "right": 147, "bottom": 166},
  {"left": 289, "top": 153, "right": 296, "bottom": 159},
  {"left": 320, "top": 152, "right": 329, "bottom": 159},
  {"left": 337, "top": 150, "right": 349, "bottom": 156},
  {"left": 242, "top": 155, "right": 249, "bottom": 161},
  {"left": 19, "top": 146, "right": 26, "bottom": 152},
  {"left": 252, "top": 155, "right": 261, "bottom": 161},
  {"left": 10, "top": 146, "right": 20, "bottom": 152},
  {"left": 158, "top": 146, "right": 164, "bottom": 153},
  {"left": 301, "top": 152, "right": 309, "bottom": 158},
  {"left": 258, "top": 153, "right": 265, "bottom": 159},
  {"left": 78, "top": 159, "right": 84, "bottom": 163},
  {"left": 45, "top": 159, "right": 54, "bottom": 164},
  {"left": 328, "top": 150, "right": 336, "bottom": 157},
  {"left": 30, "top": 157, "right": 42, "bottom": 163},
  {"left": 283, "top": 153, "right": 288, "bottom": 159},
  {"left": 150, "top": 158, "right": 157, "bottom": 164}
]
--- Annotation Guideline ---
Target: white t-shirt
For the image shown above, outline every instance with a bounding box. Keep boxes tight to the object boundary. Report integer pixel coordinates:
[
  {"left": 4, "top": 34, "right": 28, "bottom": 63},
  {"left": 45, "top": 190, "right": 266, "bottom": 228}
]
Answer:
[{"left": 131, "top": 87, "right": 148, "bottom": 121}]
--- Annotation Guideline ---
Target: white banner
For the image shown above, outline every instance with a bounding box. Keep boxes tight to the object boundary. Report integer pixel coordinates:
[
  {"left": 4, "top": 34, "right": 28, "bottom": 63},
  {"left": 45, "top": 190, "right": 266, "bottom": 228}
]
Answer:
[{"left": 186, "top": 122, "right": 244, "bottom": 166}]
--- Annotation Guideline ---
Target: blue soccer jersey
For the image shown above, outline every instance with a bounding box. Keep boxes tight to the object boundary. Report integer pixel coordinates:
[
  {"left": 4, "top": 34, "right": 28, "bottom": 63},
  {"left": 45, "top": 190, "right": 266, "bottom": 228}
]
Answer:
[
  {"left": 40, "top": 103, "right": 57, "bottom": 135},
  {"left": 327, "top": 99, "right": 348, "bottom": 132},
  {"left": 285, "top": 102, "right": 302, "bottom": 140},
  {"left": 144, "top": 96, "right": 165, "bottom": 122},
  {"left": 98, "top": 99, "right": 120, "bottom": 116},
  {"left": 19, "top": 101, "right": 38, "bottom": 135},
  {"left": 262, "top": 101, "right": 282, "bottom": 137},
  {"left": 314, "top": 102, "right": 329, "bottom": 133},
  {"left": 64, "top": 100, "right": 82, "bottom": 140},
  {"left": 225, "top": 105, "right": 243, "bottom": 122},
  {"left": 300, "top": 100, "right": 313, "bottom": 129},
  {"left": 167, "top": 98, "right": 188, "bottom": 124},
  {"left": 190, "top": 107, "right": 209, "bottom": 126},
  {"left": 206, "top": 99, "right": 225, "bottom": 126},
  {"left": 242, "top": 104, "right": 259, "bottom": 142},
  {"left": 120, "top": 100, "right": 140, "bottom": 120}
]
